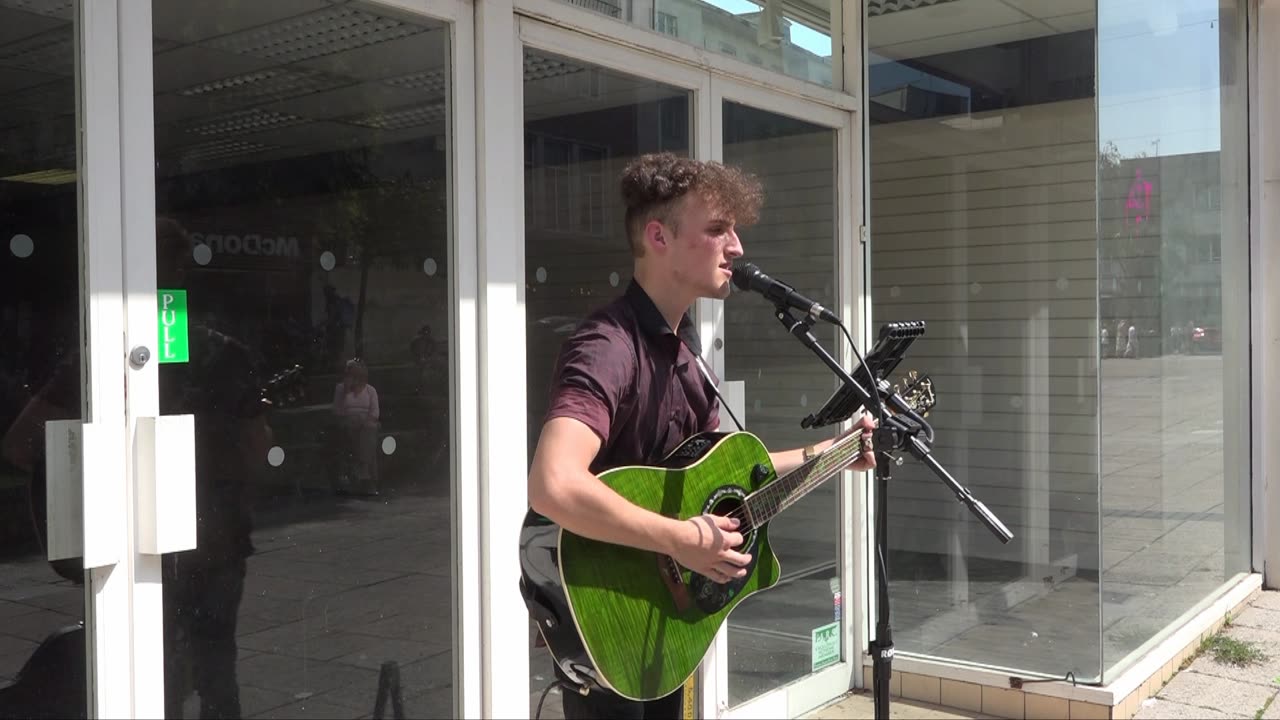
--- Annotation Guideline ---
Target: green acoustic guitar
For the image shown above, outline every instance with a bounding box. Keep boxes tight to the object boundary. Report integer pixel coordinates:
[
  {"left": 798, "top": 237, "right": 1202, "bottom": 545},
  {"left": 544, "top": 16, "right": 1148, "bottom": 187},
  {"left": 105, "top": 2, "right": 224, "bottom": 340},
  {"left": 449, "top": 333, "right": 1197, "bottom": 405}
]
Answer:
[{"left": 519, "top": 374, "right": 936, "bottom": 702}]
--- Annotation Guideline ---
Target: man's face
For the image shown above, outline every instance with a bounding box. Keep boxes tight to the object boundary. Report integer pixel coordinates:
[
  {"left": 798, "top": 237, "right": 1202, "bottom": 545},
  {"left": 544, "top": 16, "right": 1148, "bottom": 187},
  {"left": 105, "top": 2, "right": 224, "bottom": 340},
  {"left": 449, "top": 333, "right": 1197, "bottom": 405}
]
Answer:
[{"left": 665, "top": 193, "right": 744, "bottom": 300}]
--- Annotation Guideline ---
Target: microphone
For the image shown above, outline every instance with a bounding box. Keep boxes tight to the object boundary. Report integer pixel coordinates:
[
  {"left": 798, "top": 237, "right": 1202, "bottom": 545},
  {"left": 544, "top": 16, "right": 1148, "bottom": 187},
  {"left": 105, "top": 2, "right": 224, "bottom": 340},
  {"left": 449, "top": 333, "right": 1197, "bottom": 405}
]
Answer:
[{"left": 731, "top": 262, "right": 841, "bottom": 325}]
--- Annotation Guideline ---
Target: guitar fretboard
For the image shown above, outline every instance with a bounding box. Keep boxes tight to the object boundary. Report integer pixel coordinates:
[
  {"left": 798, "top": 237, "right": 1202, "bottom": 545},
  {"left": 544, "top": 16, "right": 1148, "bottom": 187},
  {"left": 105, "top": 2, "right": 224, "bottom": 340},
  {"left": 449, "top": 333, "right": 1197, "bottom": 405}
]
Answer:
[{"left": 743, "top": 431, "right": 865, "bottom": 528}]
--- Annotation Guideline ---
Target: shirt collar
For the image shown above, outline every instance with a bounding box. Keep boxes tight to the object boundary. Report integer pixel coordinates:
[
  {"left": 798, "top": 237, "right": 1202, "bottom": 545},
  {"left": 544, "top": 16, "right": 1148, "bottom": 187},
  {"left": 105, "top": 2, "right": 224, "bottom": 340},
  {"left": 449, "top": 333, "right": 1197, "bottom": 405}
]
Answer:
[{"left": 624, "top": 279, "right": 703, "bottom": 357}]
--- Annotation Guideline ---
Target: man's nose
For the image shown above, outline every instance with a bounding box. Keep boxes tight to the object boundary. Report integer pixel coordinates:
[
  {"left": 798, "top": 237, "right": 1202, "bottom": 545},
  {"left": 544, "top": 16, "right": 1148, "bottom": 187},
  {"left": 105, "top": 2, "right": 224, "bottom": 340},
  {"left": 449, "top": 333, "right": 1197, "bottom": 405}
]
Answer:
[{"left": 725, "top": 231, "right": 744, "bottom": 258}]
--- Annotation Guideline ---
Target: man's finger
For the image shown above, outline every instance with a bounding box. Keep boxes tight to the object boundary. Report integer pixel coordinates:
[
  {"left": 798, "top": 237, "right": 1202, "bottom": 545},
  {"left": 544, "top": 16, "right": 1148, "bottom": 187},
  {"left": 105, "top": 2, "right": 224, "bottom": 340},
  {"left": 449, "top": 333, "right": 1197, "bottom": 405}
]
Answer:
[{"left": 711, "top": 514, "right": 740, "bottom": 530}]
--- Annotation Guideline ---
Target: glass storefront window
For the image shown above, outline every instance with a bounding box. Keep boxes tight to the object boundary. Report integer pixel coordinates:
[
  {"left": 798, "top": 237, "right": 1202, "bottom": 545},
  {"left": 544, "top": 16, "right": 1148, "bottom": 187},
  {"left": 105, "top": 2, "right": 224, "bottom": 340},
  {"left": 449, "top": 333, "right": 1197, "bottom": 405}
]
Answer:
[
  {"left": 1097, "top": 0, "right": 1251, "bottom": 676},
  {"left": 551, "top": 0, "right": 835, "bottom": 88},
  {"left": 868, "top": 0, "right": 1251, "bottom": 683},
  {"left": 867, "top": 0, "right": 1104, "bottom": 680}
]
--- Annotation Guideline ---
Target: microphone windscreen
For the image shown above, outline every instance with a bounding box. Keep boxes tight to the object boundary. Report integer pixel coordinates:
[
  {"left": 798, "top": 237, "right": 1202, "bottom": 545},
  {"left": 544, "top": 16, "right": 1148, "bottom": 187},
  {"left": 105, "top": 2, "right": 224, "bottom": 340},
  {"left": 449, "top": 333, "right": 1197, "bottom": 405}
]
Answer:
[{"left": 731, "top": 263, "right": 760, "bottom": 291}]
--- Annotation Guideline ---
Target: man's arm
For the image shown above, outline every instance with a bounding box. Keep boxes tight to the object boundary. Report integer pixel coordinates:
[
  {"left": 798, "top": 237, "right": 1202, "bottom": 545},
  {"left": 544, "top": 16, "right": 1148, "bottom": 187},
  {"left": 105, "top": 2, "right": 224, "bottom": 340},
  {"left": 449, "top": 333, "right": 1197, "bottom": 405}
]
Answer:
[
  {"left": 767, "top": 412, "right": 877, "bottom": 476},
  {"left": 528, "top": 416, "right": 754, "bottom": 583},
  {"left": 367, "top": 386, "right": 380, "bottom": 424}
]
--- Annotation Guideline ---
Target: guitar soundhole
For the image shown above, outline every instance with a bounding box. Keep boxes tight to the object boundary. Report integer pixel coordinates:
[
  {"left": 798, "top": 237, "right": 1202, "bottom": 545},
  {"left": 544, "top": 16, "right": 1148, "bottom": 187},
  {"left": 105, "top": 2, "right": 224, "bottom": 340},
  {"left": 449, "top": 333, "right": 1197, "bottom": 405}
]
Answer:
[{"left": 691, "top": 487, "right": 759, "bottom": 614}]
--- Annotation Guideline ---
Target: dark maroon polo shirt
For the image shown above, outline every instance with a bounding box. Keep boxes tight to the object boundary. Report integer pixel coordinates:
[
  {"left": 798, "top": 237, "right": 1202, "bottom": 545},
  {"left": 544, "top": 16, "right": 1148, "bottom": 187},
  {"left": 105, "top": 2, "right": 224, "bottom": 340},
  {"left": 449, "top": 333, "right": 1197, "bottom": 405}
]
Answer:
[{"left": 544, "top": 280, "right": 721, "bottom": 473}]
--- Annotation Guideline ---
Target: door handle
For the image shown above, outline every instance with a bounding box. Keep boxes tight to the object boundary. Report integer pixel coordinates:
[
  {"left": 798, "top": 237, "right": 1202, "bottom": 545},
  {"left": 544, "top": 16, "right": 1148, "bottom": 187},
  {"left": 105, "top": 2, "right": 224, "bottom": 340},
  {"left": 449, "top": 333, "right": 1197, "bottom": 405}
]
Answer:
[
  {"left": 44, "top": 420, "right": 123, "bottom": 568},
  {"left": 135, "top": 414, "right": 196, "bottom": 555}
]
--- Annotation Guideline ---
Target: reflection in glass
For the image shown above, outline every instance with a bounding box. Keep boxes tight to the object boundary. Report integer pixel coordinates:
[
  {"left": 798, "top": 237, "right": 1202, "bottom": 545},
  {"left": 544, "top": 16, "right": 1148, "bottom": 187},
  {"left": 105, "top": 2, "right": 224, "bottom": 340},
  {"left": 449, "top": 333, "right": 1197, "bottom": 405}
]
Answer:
[
  {"left": 552, "top": 0, "right": 835, "bottom": 88},
  {"left": 0, "top": 3, "right": 86, "bottom": 718},
  {"left": 721, "top": 102, "right": 839, "bottom": 705},
  {"left": 868, "top": 0, "right": 1104, "bottom": 679},
  {"left": 151, "top": 1, "right": 454, "bottom": 716},
  {"left": 1097, "top": 0, "right": 1250, "bottom": 676},
  {"left": 521, "top": 50, "right": 690, "bottom": 717}
]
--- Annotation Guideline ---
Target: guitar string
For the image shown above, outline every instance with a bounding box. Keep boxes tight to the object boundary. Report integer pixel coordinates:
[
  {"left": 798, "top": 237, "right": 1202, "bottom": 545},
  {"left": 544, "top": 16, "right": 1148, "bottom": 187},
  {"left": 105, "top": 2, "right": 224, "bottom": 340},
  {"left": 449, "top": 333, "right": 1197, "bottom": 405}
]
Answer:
[
  {"left": 727, "top": 431, "right": 867, "bottom": 520},
  {"left": 748, "top": 440, "right": 856, "bottom": 520},
  {"left": 717, "top": 433, "right": 866, "bottom": 532},
  {"left": 756, "top": 435, "right": 864, "bottom": 519}
]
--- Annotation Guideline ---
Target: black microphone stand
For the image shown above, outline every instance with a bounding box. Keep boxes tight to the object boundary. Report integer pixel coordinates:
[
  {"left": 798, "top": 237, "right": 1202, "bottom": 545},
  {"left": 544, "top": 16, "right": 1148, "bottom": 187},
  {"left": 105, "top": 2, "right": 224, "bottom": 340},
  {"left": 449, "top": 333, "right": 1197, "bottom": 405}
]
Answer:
[{"left": 769, "top": 306, "right": 1014, "bottom": 720}]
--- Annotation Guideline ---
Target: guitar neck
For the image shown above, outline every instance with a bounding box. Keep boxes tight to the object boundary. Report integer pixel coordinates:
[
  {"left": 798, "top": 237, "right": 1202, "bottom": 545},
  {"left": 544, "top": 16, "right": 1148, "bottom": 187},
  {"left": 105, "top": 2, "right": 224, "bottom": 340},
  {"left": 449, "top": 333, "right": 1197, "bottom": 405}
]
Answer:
[{"left": 744, "top": 431, "right": 865, "bottom": 527}]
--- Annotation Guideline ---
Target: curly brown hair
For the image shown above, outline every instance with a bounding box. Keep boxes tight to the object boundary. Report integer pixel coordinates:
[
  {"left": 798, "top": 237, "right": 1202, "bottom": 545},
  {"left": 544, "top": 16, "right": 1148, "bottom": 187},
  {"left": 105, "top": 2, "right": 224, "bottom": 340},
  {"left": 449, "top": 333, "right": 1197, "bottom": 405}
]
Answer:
[{"left": 620, "top": 152, "right": 763, "bottom": 257}]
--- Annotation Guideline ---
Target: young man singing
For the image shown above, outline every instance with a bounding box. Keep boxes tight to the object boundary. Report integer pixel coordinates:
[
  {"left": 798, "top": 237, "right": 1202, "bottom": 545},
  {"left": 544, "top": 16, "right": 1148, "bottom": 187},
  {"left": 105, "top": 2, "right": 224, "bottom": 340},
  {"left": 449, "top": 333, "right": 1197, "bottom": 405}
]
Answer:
[{"left": 527, "top": 153, "right": 876, "bottom": 719}]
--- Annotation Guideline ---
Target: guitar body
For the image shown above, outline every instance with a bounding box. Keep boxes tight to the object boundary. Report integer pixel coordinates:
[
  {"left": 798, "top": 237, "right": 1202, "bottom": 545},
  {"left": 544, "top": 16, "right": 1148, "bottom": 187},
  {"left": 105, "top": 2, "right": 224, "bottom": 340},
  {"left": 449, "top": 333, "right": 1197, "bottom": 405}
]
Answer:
[{"left": 549, "top": 431, "right": 782, "bottom": 701}]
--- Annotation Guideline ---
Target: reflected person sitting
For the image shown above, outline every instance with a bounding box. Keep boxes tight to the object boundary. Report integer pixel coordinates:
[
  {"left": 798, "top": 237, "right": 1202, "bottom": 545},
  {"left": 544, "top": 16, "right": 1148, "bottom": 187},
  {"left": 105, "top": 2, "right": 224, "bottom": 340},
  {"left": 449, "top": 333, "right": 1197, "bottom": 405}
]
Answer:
[{"left": 332, "top": 358, "right": 380, "bottom": 495}]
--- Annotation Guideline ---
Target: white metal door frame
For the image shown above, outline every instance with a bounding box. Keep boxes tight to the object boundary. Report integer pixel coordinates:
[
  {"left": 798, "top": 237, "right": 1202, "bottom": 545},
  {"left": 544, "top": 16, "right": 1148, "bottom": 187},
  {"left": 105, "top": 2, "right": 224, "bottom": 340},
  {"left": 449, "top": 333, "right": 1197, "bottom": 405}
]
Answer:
[
  {"left": 79, "top": 1, "right": 132, "bottom": 716},
  {"left": 514, "top": 0, "right": 857, "bottom": 112}
]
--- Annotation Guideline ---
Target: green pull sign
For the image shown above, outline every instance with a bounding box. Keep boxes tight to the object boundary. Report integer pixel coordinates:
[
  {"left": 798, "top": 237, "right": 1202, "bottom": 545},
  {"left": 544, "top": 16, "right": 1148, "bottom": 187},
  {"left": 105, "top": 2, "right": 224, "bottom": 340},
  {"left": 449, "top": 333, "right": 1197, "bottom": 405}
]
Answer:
[{"left": 158, "top": 289, "right": 189, "bottom": 364}]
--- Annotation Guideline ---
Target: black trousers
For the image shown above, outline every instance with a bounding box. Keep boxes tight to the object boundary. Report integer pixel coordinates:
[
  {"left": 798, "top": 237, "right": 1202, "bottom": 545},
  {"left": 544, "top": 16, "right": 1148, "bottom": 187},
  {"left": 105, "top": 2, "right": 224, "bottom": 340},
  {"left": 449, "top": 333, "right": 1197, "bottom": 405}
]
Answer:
[{"left": 561, "top": 685, "right": 683, "bottom": 720}]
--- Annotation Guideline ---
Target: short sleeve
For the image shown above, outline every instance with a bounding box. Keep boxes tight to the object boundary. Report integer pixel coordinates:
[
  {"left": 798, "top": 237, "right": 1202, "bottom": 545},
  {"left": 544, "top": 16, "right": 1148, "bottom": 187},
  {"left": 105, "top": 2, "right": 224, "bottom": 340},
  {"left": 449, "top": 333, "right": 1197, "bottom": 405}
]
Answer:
[{"left": 544, "top": 323, "right": 635, "bottom": 445}]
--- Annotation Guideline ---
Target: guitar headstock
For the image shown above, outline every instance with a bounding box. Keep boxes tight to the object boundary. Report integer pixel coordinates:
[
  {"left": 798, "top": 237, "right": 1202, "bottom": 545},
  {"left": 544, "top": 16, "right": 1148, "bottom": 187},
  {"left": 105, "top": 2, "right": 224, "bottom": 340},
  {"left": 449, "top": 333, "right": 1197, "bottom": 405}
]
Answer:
[
  {"left": 892, "top": 370, "right": 936, "bottom": 417},
  {"left": 262, "top": 364, "right": 307, "bottom": 409}
]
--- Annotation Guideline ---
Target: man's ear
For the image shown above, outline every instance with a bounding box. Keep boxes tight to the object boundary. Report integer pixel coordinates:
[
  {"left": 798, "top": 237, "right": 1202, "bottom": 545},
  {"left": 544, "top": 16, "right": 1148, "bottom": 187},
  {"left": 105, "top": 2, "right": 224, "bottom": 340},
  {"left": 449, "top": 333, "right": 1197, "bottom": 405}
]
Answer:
[{"left": 643, "top": 219, "right": 669, "bottom": 255}]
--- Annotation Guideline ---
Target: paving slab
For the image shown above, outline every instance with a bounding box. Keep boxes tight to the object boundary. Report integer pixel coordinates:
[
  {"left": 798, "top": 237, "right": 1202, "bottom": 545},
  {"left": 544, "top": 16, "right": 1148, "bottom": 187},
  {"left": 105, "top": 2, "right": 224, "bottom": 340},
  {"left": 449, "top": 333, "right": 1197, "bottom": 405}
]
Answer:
[
  {"left": 805, "top": 691, "right": 992, "bottom": 719},
  {"left": 1185, "top": 651, "right": 1280, "bottom": 690},
  {"left": 1223, "top": 623, "right": 1280, "bottom": 651},
  {"left": 1134, "top": 698, "right": 1236, "bottom": 720},
  {"left": 1253, "top": 593, "right": 1280, "bottom": 612},
  {"left": 1232, "top": 606, "right": 1280, "bottom": 633},
  {"left": 1156, "top": 670, "right": 1277, "bottom": 718}
]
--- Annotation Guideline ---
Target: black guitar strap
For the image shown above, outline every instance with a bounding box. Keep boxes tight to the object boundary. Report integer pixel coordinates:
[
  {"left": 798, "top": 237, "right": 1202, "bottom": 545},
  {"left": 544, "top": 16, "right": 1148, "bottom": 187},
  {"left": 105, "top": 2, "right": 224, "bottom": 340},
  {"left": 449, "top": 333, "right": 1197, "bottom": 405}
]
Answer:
[{"left": 692, "top": 352, "right": 745, "bottom": 433}]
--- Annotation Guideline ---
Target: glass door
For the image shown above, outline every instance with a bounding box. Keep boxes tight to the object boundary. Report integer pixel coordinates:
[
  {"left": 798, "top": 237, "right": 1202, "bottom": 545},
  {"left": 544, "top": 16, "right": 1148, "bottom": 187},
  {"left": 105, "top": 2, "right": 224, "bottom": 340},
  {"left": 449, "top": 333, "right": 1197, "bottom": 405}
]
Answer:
[
  {"left": 119, "top": 0, "right": 472, "bottom": 716},
  {"left": 0, "top": 1, "right": 135, "bottom": 717},
  {"left": 516, "top": 19, "right": 711, "bottom": 718},
  {"left": 702, "top": 77, "right": 861, "bottom": 719}
]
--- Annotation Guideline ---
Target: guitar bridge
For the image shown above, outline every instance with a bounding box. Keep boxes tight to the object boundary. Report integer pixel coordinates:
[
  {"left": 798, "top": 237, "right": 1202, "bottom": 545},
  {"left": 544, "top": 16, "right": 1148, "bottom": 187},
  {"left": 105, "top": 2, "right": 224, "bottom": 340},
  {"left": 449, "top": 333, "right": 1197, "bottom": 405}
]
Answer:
[
  {"left": 659, "top": 555, "right": 692, "bottom": 613},
  {"left": 665, "top": 556, "right": 684, "bottom": 585}
]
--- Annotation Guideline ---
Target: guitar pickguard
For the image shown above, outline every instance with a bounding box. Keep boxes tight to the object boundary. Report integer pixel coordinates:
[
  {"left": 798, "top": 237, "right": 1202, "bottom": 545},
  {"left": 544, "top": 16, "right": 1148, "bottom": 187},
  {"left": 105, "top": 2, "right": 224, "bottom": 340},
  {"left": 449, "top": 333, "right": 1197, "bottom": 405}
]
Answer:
[{"left": 689, "top": 484, "right": 760, "bottom": 614}]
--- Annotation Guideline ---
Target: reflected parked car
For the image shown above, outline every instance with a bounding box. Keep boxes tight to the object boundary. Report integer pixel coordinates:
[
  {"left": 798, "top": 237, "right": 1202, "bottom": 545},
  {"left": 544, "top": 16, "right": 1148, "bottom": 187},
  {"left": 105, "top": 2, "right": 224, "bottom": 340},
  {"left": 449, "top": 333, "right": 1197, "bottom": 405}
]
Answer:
[{"left": 1189, "top": 324, "right": 1221, "bottom": 354}]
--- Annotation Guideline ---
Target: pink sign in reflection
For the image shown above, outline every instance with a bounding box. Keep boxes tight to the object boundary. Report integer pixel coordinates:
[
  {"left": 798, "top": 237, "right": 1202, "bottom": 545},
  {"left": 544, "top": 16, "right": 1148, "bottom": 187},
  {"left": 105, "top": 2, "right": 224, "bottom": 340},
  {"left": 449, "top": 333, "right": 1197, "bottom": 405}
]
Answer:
[{"left": 1126, "top": 168, "right": 1152, "bottom": 226}]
